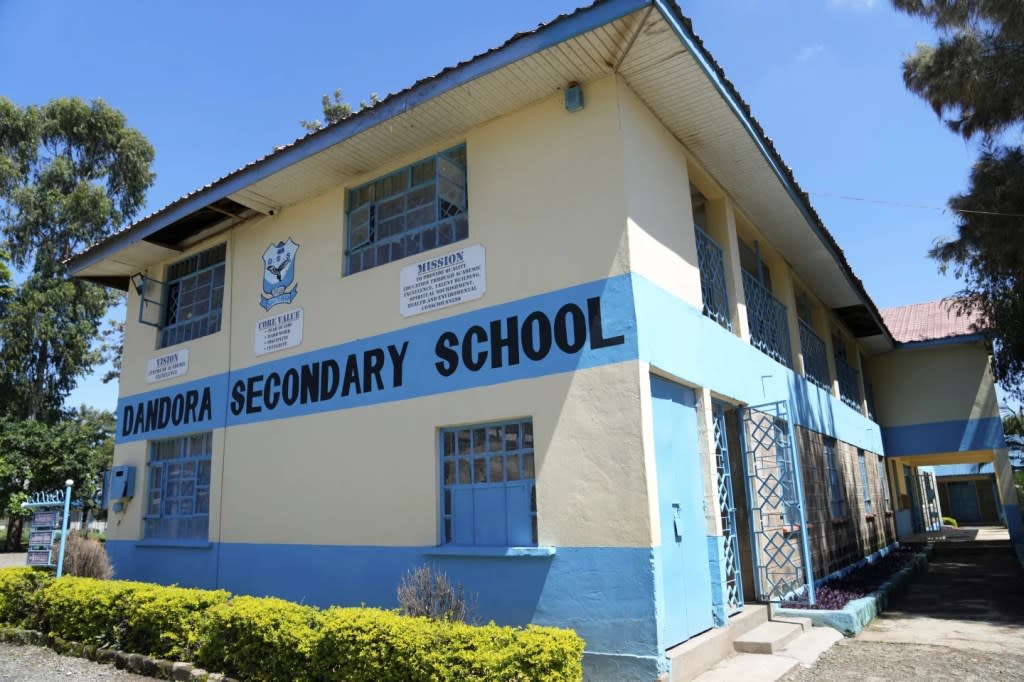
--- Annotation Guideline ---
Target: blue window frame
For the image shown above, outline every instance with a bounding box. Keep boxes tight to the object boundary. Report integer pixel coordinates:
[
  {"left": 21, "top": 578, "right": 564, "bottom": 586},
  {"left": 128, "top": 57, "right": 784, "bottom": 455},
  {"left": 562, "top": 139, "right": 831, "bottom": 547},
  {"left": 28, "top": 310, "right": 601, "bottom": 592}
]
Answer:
[
  {"left": 145, "top": 433, "right": 212, "bottom": 541},
  {"left": 878, "top": 454, "right": 891, "bottom": 511},
  {"left": 440, "top": 418, "right": 536, "bottom": 547},
  {"left": 160, "top": 244, "right": 226, "bottom": 349},
  {"left": 858, "top": 450, "right": 873, "bottom": 514},
  {"left": 824, "top": 438, "right": 846, "bottom": 519},
  {"left": 346, "top": 145, "right": 467, "bottom": 275}
]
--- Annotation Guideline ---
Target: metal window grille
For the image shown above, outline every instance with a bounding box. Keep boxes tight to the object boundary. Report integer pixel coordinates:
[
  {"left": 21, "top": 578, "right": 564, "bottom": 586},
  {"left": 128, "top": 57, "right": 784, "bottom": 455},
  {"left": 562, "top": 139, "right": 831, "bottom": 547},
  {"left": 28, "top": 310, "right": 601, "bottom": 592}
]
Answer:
[
  {"left": 346, "top": 145, "right": 467, "bottom": 275},
  {"left": 798, "top": 320, "right": 830, "bottom": 389},
  {"left": 824, "top": 439, "right": 846, "bottom": 519},
  {"left": 858, "top": 450, "right": 873, "bottom": 514},
  {"left": 694, "top": 226, "right": 732, "bottom": 331},
  {"left": 834, "top": 355, "right": 861, "bottom": 409},
  {"left": 742, "top": 271, "right": 792, "bottom": 368},
  {"left": 440, "top": 419, "right": 536, "bottom": 547},
  {"left": 159, "top": 244, "right": 226, "bottom": 349},
  {"left": 145, "top": 433, "right": 212, "bottom": 541}
]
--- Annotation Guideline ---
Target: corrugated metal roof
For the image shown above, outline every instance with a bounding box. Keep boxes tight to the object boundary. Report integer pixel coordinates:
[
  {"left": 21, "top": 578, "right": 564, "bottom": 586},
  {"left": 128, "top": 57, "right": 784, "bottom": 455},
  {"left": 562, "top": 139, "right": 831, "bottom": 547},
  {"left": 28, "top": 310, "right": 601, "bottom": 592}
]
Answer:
[
  {"left": 64, "top": 0, "right": 895, "bottom": 350},
  {"left": 880, "top": 300, "right": 983, "bottom": 343}
]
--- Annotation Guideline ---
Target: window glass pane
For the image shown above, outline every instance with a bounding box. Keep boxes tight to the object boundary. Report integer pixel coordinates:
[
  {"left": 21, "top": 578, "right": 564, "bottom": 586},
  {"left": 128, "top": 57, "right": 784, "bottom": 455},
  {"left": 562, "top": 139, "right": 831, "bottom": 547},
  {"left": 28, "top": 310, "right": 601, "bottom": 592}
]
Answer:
[
  {"left": 506, "top": 456, "right": 520, "bottom": 481},
  {"left": 474, "top": 458, "right": 487, "bottom": 484},
  {"left": 473, "top": 428, "right": 486, "bottom": 454},
  {"left": 144, "top": 432, "right": 212, "bottom": 541},
  {"left": 504, "top": 424, "right": 519, "bottom": 450},
  {"left": 488, "top": 457, "right": 504, "bottom": 483},
  {"left": 344, "top": 146, "right": 466, "bottom": 275},
  {"left": 523, "top": 453, "right": 535, "bottom": 480},
  {"left": 459, "top": 459, "right": 471, "bottom": 485}
]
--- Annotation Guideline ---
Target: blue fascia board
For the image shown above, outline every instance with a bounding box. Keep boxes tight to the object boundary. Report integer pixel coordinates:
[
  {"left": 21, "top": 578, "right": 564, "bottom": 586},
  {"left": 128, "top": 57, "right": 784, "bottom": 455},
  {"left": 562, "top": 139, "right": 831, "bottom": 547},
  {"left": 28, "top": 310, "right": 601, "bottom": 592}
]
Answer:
[
  {"left": 882, "top": 416, "right": 1007, "bottom": 456},
  {"left": 652, "top": 0, "right": 892, "bottom": 346},
  {"left": 894, "top": 333, "right": 986, "bottom": 350},
  {"left": 68, "top": 0, "right": 652, "bottom": 276}
]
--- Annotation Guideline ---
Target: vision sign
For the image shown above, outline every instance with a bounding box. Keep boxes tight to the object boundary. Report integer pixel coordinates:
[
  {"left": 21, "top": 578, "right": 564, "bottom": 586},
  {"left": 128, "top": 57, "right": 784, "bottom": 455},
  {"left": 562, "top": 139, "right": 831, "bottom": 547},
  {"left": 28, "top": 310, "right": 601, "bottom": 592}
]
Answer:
[{"left": 117, "top": 276, "right": 637, "bottom": 442}]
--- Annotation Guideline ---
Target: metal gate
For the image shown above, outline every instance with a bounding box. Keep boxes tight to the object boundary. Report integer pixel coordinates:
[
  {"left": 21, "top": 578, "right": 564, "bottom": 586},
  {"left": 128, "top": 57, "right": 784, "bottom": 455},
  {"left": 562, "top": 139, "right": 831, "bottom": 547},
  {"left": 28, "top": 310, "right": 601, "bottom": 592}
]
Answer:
[
  {"left": 740, "top": 402, "right": 815, "bottom": 604},
  {"left": 918, "top": 471, "right": 942, "bottom": 531},
  {"left": 711, "top": 401, "right": 743, "bottom": 613}
]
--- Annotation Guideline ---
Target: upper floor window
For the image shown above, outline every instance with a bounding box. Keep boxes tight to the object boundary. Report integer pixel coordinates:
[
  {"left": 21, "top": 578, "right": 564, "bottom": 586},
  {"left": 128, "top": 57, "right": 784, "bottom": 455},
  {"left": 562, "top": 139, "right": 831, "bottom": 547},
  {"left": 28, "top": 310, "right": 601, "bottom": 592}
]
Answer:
[
  {"left": 345, "top": 145, "right": 467, "bottom": 275},
  {"left": 440, "top": 418, "right": 536, "bottom": 547},
  {"left": 159, "top": 244, "right": 226, "bottom": 348},
  {"left": 145, "top": 432, "right": 212, "bottom": 542}
]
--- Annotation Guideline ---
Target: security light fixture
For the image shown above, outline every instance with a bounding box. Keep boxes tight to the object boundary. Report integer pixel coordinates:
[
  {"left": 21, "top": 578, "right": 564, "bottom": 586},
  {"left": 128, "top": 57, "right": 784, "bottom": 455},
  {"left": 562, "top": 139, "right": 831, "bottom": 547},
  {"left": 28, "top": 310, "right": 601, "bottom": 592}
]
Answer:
[
  {"left": 131, "top": 273, "right": 146, "bottom": 295},
  {"left": 564, "top": 82, "right": 584, "bottom": 113}
]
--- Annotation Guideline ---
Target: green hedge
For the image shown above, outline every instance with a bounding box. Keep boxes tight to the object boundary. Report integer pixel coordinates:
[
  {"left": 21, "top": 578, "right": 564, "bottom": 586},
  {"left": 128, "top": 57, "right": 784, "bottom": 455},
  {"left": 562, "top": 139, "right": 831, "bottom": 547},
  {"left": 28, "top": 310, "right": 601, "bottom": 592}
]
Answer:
[
  {"left": 0, "top": 568, "right": 51, "bottom": 627},
  {"left": 0, "top": 568, "right": 585, "bottom": 681},
  {"left": 310, "top": 607, "right": 585, "bottom": 681}
]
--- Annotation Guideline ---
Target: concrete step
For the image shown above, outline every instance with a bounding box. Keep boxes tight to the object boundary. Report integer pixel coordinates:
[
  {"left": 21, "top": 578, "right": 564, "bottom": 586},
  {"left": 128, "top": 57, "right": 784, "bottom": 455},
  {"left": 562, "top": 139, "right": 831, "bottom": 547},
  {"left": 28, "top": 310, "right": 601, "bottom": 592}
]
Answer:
[
  {"left": 733, "top": 621, "right": 803, "bottom": 655},
  {"left": 666, "top": 605, "right": 770, "bottom": 682},
  {"left": 693, "top": 626, "right": 843, "bottom": 682},
  {"left": 769, "top": 614, "right": 812, "bottom": 633}
]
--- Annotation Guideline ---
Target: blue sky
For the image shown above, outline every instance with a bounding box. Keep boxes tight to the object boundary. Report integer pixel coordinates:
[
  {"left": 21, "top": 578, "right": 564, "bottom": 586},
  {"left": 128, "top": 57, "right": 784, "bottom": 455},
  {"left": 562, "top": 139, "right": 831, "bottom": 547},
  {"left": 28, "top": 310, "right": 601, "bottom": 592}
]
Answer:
[{"left": 0, "top": 0, "right": 996, "bottom": 412}]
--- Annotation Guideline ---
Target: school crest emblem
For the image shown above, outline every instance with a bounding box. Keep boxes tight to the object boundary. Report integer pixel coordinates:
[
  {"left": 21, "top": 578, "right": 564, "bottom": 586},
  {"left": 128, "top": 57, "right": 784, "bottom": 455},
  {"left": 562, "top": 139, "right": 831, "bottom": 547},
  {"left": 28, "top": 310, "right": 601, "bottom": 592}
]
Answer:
[{"left": 260, "top": 238, "right": 299, "bottom": 310}]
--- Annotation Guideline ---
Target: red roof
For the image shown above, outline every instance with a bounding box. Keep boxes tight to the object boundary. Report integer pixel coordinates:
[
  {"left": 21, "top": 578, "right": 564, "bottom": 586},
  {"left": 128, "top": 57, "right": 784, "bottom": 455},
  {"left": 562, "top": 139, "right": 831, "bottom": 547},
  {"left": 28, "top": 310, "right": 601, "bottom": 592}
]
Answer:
[{"left": 880, "top": 300, "right": 983, "bottom": 343}]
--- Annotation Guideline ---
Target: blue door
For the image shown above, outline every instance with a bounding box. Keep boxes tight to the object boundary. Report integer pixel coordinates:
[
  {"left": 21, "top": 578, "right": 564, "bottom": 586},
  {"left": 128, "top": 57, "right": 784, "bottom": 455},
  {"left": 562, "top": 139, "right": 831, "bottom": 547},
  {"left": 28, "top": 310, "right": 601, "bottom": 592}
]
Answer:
[
  {"left": 651, "top": 376, "right": 713, "bottom": 647},
  {"left": 948, "top": 481, "right": 981, "bottom": 523}
]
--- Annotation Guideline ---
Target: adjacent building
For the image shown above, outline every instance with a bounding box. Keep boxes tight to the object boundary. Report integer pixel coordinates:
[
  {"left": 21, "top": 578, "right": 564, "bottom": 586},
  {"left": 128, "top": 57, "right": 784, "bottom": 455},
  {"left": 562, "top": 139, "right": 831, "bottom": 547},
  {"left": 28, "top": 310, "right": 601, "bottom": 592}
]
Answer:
[{"left": 68, "top": 1, "right": 1020, "bottom": 679}]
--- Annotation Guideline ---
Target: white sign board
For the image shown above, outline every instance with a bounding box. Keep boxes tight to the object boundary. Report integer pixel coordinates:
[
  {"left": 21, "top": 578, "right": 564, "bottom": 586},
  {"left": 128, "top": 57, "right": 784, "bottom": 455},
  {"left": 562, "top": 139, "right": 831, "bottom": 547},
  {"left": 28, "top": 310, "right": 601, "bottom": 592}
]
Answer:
[
  {"left": 255, "top": 308, "right": 304, "bottom": 356},
  {"left": 400, "top": 244, "right": 486, "bottom": 317},
  {"left": 145, "top": 349, "right": 189, "bottom": 384}
]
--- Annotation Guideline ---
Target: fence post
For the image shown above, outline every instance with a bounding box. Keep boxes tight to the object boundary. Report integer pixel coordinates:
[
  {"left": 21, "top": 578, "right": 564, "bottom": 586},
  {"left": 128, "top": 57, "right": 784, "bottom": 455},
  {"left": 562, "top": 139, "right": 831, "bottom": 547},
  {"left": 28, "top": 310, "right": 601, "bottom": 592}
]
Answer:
[{"left": 56, "top": 479, "right": 73, "bottom": 578}]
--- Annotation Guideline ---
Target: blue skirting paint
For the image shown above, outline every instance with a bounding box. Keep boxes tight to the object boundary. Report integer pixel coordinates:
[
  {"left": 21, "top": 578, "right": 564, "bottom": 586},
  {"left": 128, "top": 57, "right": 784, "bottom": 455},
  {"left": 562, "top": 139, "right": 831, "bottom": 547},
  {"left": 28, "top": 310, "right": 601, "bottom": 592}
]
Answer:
[
  {"left": 105, "top": 540, "right": 664, "bottom": 676},
  {"left": 882, "top": 417, "right": 1007, "bottom": 456}
]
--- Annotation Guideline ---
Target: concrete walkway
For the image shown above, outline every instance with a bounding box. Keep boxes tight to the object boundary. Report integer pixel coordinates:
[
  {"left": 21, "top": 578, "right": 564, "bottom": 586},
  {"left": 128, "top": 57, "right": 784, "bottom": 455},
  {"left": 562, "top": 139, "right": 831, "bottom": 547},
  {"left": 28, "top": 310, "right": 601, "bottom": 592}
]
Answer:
[{"left": 783, "top": 538, "right": 1024, "bottom": 681}]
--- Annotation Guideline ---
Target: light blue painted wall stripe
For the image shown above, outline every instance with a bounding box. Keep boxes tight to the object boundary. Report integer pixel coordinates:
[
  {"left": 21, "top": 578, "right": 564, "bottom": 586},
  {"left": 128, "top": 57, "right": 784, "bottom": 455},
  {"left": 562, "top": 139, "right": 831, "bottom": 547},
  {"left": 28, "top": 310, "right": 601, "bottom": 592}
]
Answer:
[
  {"left": 882, "top": 417, "right": 1007, "bottom": 456},
  {"left": 119, "top": 273, "right": 883, "bottom": 452}
]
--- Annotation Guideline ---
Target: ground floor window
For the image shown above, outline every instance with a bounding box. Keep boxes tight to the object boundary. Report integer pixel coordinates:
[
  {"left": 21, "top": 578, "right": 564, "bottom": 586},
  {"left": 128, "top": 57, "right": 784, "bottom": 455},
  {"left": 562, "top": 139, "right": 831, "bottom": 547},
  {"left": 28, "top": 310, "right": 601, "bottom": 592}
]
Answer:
[
  {"left": 145, "top": 432, "right": 212, "bottom": 541},
  {"left": 440, "top": 418, "right": 536, "bottom": 546},
  {"left": 858, "top": 450, "right": 873, "bottom": 514},
  {"left": 824, "top": 438, "right": 847, "bottom": 519}
]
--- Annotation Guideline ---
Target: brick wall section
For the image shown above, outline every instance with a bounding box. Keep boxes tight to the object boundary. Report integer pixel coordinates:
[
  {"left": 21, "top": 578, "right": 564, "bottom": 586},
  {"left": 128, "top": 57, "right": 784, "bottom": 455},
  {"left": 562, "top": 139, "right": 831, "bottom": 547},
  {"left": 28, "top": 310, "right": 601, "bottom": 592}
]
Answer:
[{"left": 796, "top": 427, "right": 896, "bottom": 580}]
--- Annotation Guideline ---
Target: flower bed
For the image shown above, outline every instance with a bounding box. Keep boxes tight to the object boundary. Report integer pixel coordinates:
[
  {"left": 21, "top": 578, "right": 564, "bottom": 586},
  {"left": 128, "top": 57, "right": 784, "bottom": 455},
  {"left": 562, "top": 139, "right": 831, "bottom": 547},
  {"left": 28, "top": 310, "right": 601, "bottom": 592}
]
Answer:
[
  {"left": 774, "top": 544, "right": 932, "bottom": 636},
  {"left": 782, "top": 546, "right": 919, "bottom": 611}
]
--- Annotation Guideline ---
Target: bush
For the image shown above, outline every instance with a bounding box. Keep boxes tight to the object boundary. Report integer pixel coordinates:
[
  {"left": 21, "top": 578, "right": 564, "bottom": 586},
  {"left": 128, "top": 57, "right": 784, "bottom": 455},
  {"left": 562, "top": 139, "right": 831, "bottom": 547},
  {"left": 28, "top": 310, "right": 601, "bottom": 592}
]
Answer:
[
  {"left": 197, "top": 596, "right": 319, "bottom": 682},
  {"left": 310, "top": 607, "right": 585, "bottom": 682},
  {"left": 942, "top": 516, "right": 959, "bottom": 527},
  {"left": 397, "top": 565, "right": 474, "bottom": 623},
  {"left": 55, "top": 534, "right": 113, "bottom": 579},
  {"left": 35, "top": 577, "right": 229, "bottom": 659},
  {"left": 0, "top": 567, "right": 51, "bottom": 627}
]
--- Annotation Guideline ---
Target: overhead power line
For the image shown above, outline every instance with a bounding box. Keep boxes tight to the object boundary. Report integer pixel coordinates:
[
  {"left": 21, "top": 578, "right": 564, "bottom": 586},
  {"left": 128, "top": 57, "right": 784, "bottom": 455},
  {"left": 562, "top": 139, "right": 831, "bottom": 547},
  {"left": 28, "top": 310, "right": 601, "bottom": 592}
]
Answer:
[{"left": 807, "top": 191, "right": 1024, "bottom": 219}]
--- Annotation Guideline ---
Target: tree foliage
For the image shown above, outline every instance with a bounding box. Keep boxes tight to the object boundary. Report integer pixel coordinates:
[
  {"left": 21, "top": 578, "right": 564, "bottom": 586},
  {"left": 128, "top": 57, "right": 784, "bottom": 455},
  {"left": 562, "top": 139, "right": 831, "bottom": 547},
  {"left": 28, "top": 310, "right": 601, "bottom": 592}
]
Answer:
[
  {"left": 300, "top": 89, "right": 379, "bottom": 133},
  {"left": 0, "top": 97, "right": 154, "bottom": 416},
  {"left": 895, "top": 0, "right": 1024, "bottom": 400}
]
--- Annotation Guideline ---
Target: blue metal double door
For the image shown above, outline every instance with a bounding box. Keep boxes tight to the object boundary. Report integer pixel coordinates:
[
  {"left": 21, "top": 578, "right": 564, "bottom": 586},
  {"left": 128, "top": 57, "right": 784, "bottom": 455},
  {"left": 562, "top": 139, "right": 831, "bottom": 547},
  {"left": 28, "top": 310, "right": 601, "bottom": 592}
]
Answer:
[{"left": 650, "top": 376, "right": 714, "bottom": 647}]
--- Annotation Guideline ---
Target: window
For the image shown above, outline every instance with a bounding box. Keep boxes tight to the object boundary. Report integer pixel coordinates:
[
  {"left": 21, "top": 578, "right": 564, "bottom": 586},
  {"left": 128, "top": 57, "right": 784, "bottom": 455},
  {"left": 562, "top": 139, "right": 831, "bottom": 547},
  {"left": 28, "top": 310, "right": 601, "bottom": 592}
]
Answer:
[
  {"left": 346, "top": 145, "right": 467, "bottom": 275},
  {"left": 878, "top": 454, "right": 891, "bottom": 512},
  {"left": 859, "top": 450, "right": 873, "bottom": 515},
  {"left": 145, "top": 433, "right": 212, "bottom": 541},
  {"left": 824, "top": 438, "right": 846, "bottom": 519},
  {"left": 160, "top": 244, "right": 226, "bottom": 348},
  {"left": 440, "top": 418, "right": 536, "bottom": 547}
]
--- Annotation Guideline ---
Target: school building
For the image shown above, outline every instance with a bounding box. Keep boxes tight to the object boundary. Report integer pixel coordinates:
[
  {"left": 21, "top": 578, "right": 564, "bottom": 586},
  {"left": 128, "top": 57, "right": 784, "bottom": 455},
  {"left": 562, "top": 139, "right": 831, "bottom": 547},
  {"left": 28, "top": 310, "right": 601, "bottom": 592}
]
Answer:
[{"left": 69, "top": 1, "right": 1020, "bottom": 679}]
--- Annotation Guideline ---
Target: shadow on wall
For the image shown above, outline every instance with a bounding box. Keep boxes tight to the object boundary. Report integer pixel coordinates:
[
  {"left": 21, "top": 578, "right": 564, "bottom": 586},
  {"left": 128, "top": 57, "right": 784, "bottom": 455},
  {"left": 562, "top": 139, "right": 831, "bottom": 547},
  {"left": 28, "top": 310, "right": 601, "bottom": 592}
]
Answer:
[{"left": 788, "top": 375, "right": 836, "bottom": 445}]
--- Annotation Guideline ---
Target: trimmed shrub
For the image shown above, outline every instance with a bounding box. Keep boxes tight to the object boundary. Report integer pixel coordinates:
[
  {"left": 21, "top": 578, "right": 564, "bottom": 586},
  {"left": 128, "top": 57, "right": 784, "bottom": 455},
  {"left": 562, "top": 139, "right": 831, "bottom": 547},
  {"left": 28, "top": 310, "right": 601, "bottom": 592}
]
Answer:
[
  {"left": 56, "top": 534, "right": 113, "bottom": 579},
  {"left": 35, "top": 577, "right": 229, "bottom": 659},
  {"left": 310, "top": 607, "right": 585, "bottom": 682},
  {"left": 0, "top": 567, "right": 51, "bottom": 627},
  {"left": 197, "top": 595, "right": 319, "bottom": 682}
]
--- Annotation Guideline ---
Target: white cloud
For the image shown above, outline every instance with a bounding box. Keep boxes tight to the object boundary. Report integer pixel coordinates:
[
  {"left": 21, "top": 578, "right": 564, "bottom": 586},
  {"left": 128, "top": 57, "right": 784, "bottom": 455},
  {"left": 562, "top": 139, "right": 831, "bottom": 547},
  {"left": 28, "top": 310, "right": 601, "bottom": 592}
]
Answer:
[
  {"left": 797, "top": 44, "right": 825, "bottom": 62},
  {"left": 828, "top": 0, "right": 878, "bottom": 9}
]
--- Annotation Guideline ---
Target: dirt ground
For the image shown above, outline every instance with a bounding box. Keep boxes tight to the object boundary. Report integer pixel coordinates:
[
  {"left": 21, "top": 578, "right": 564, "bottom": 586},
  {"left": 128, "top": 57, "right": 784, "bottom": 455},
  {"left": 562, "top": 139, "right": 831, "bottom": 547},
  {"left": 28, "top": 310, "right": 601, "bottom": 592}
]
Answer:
[{"left": 783, "top": 541, "right": 1024, "bottom": 681}]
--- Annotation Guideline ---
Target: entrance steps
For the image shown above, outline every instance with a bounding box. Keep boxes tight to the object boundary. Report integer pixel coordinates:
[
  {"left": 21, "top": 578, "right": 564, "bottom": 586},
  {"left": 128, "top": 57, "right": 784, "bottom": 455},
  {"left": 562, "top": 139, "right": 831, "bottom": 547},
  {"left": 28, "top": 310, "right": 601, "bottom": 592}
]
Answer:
[{"left": 666, "top": 606, "right": 832, "bottom": 681}]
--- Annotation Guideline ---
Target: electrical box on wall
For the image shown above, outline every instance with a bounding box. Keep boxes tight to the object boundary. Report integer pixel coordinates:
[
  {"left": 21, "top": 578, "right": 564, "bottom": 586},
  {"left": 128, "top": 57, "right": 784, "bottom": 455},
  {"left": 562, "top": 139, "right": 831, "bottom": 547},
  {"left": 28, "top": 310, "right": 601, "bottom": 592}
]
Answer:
[{"left": 101, "top": 466, "right": 136, "bottom": 511}]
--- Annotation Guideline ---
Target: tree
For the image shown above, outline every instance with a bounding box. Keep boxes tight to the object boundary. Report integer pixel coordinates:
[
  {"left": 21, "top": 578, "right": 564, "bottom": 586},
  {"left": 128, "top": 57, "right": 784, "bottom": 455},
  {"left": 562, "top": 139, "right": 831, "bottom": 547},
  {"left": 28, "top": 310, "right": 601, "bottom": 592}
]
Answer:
[
  {"left": 0, "top": 96, "right": 154, "bottom": 414},
  {"left": 300, "top": 89, "right": 379, "bottom": 133},
  {"left": 894, "top": 0, "right": 1024, "bottom": 400},
  {"left": 0, "top": 406, "right": 114, "bottom": 551}
]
